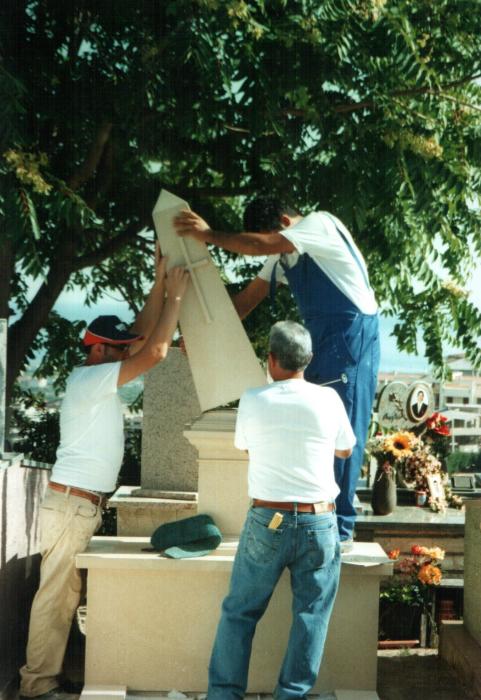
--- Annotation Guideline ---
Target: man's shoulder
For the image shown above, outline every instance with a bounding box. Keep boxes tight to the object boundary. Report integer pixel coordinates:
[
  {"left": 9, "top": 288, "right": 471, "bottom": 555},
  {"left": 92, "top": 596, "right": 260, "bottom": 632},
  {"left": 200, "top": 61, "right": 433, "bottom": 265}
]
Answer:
[
  {"left": 240, "top": 384, "right": 272, "bottom": 401},
  {"left": 283, "top": 211, "right": 340, "bottom": 246},
  {"left": 65, "top": 362, "right": 120, "bottom": 391}
]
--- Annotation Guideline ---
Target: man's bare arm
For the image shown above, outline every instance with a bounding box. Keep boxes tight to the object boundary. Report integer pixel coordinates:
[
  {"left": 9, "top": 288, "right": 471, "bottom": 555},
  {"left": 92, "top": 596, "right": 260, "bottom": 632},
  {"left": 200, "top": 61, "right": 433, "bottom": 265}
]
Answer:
[
  {"left": 174, "top": 210, "right": 295, "bottom": 256},
  {"left": 118, "top": 267, "right": 189, "bottom": 386},
  {"left": 335, "top": 448, "right": 353, "bottom": 459},
  {"left": 231, "top": 278, "right": 270, "bottom": 319}
]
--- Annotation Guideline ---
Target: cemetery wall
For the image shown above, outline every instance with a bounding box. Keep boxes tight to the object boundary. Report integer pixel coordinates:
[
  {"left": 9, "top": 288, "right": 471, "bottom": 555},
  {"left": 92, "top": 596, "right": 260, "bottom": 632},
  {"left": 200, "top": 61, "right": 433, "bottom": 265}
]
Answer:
[{"left": 0, "top": 457, "right": 48, "bottom": 700}]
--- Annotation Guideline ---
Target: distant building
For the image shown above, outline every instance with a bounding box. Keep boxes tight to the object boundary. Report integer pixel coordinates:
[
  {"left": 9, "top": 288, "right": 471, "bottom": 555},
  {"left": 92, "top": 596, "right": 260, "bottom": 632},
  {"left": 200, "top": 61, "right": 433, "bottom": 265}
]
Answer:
[{"left": 377, "top": 354, "right": 481, "bottom": 453}]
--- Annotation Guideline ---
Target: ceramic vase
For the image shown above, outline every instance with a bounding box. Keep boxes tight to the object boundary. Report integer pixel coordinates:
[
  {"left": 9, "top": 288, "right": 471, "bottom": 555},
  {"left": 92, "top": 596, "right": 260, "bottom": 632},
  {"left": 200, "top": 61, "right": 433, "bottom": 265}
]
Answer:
[{"left": 371, "top": 464, "right": 397, "bottom": 515}]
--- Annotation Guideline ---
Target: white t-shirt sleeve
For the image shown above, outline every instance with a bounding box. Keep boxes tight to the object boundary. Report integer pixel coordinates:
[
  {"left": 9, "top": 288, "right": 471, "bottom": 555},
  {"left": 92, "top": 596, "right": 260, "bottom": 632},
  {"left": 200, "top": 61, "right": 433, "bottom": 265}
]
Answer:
[
  {"left": 257, "top": 256, "right": 287, "bottom": 284},
  {"left": 280, "top": 212, "right": 342, "bottom": 259},
  {"left": 68, "top": 362, "right": 121, "bottom": 404},
  {"left": 234, "top": 393, "right": 249, "bottom": 450}
]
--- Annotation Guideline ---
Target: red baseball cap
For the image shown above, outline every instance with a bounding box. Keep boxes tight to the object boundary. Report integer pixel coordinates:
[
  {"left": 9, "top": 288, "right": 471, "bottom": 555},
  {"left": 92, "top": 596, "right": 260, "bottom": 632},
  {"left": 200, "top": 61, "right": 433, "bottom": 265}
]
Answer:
[{"left": 83, "top": 315, "right": 142, "bottom": 346}]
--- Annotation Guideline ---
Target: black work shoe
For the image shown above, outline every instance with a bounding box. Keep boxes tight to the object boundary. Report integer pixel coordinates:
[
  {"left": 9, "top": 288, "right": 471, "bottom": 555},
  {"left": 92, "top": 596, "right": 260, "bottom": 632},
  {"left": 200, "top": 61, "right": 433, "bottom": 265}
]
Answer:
[{"left": 19, "top": 688, "right": 80, "bottom": 700}]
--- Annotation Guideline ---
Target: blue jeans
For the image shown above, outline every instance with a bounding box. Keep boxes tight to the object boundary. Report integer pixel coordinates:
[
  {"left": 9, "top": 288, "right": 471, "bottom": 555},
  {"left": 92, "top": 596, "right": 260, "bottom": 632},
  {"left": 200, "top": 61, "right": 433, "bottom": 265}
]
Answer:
[{"left": 207, "top": 507, "right": 341, "bottom": 699}]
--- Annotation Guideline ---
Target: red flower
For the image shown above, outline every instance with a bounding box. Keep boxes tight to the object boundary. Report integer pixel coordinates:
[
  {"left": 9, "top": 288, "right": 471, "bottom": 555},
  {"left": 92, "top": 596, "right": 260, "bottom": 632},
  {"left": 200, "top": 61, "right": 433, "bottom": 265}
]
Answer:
[
  {"left": 433, "top": 424, "right": 450, "bottom": 436},
  {"left": 426, "top": 412, "right": 450, "bottom": 436},
  {"left": 387, "top": 549, "right": 400, "bottom": 560},
  {"left": 411, "top": 544, "right": 424, "bottom": 556}
]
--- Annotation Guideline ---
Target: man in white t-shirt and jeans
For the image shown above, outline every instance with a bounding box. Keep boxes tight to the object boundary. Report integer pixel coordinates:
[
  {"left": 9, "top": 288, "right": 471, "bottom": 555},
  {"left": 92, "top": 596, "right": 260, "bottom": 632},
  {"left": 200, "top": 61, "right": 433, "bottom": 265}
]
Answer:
[
  {"left": 207, "top": 320, "right": 355, "bottom": 699},
  {"left": 175, "top": 197, "right": 380, "bottom": 547},
  {"left": 19, "top": 255, "right": 189, "bottom": 700}
]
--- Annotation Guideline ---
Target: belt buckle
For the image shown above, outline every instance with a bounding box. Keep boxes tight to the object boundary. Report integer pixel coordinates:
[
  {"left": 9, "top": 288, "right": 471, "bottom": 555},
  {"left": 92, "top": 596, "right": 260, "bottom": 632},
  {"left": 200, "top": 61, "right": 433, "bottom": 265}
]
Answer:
[{"left": 313, "top": 502, "right": 326, "bottom": 514}]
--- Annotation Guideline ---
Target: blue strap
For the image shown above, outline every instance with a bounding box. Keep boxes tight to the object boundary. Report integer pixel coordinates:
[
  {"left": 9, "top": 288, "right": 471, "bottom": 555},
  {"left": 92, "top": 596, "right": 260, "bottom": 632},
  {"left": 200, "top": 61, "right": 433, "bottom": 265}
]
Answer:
[
  {"left": 323, "top": 213, "right": 371, "bottom": 291},
  {"left": 269, "top": 260, "right": 280, "bottom": 306},
  {"left": 269, "top": 257, "right": 290, "bottom": 307}
]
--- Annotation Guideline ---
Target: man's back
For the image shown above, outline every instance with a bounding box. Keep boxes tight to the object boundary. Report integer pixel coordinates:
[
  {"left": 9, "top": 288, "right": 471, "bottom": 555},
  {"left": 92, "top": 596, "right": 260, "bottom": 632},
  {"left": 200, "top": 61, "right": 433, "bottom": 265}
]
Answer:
[{"left": 235, "top": 379, "right": 355, "bottom": 503}]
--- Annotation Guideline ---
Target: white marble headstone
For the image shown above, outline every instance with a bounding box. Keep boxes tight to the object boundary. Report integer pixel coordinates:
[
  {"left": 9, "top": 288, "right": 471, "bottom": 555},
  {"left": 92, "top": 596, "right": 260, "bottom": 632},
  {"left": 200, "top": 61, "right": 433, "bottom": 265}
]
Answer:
[{"left": 152, "top": 189, "right": 266, "bottom": 411}]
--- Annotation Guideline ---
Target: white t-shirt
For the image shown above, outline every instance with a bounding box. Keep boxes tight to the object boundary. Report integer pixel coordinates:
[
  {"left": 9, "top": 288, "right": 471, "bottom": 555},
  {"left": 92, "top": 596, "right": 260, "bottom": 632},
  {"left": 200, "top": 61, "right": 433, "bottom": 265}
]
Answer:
[
  {"left": 51, "top": 362, "right": 124, "bottom": 493},
  {"left": 258, "top": 211, "right": 378, "bottom": 315},
  {"left": 234, "top": 379, "right": 356, "bottom": 502}
]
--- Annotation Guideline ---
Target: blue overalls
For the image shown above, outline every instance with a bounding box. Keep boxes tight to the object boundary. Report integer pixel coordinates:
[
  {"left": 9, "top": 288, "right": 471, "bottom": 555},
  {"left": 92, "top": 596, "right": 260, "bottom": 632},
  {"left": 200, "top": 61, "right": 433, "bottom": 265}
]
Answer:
[{"left": 271, "top": 231, "right": 380, "bottom": 540}]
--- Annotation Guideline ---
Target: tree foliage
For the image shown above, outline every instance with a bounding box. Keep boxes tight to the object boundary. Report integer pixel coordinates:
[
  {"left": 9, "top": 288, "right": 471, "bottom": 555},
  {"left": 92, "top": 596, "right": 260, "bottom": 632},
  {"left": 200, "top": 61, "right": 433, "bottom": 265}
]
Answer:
[{"left": 2, "top": 0, "right": 481, "bottom": 400}]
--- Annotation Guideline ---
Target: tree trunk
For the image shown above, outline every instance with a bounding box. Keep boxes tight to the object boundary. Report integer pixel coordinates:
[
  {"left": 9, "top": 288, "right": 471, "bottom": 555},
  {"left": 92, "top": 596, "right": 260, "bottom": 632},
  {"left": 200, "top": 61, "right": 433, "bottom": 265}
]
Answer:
[
  {"left": 0, "top": 238, "right": 14, "bottom": 320},
  {"left": 6, "top": 257, "right": 73, "bottom": 405}
]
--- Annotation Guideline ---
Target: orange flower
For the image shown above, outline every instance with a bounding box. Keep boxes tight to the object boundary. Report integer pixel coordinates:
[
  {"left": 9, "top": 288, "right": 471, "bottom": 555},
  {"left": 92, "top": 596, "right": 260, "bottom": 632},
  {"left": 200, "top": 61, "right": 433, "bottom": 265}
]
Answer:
[
  {"left": 388, "top": 549, "right": 400, "bottom": 560},
  {"left": 418, "top": 564, "right": 442, "bottom": 585}
]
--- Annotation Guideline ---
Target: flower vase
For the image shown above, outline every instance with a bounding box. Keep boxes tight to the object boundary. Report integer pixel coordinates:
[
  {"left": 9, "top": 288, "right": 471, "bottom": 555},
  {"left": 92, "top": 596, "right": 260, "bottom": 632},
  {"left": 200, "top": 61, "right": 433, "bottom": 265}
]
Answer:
[{"left": 371, "top": 463, "right": 397, "bottom": 515}]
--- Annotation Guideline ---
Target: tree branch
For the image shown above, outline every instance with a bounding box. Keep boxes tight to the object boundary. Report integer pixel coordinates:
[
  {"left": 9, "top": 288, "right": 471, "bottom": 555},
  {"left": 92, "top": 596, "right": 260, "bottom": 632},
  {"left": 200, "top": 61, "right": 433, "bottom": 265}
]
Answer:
[
  {"left": 286, "top": 72, "right": 481, "bottom": 117},
  {"left": 68, "top": 120, "right": 113, "bottom": 191},
  {"left": 72, "top": 224, "right": 141, "bottom": 271}
]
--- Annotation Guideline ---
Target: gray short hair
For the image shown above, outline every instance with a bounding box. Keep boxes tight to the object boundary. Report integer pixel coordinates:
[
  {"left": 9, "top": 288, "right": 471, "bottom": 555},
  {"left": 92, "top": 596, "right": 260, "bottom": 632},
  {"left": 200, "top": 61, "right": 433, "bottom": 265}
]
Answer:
[{"left": 269, "top": 321, "right": 313, "bottom": 371}]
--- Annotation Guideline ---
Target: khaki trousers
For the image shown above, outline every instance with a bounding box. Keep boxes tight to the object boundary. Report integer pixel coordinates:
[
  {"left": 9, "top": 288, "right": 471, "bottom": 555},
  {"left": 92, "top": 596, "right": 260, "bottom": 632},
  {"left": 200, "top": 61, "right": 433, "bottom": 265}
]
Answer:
[{"left": 20, "top": 488, "right": 102, "bottom": 697}]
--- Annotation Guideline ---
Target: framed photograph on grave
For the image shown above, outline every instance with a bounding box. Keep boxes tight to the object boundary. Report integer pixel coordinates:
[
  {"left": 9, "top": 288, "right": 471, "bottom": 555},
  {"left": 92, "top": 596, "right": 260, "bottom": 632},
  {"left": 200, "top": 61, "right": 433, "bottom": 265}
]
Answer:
[
  {"left": 427, "top": 474, "right": 446, "bottom": 505},
  {"left": 407, "top": 384, "right": 431, "bottom": 422}
]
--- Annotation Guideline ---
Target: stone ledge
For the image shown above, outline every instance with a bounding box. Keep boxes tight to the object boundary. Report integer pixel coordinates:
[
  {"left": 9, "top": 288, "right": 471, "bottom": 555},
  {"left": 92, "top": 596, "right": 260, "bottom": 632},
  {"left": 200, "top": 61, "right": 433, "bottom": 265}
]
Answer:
[
  {"left": 108, "top": 485, "right": 197, "bottom": 510},
  {"left": 355, "top": 505, "right": 465, "bottom": 532},
  {"left": 80, "top": 686, "right": 127, "bottom": 700},
  {"left": 439, "top": 620, "right": 481, "bottom": 699},
  {"left": 77, "top": 536, "right": 392, "bottom": 576},
  {"left": 123, "top": 692, "right": 379, "bottom": 699}
]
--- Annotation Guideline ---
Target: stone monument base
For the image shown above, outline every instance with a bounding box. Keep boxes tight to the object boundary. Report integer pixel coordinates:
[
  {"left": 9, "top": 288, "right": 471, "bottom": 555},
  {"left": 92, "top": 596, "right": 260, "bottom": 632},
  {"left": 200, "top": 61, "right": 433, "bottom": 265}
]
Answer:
[
  {"left": 108, "top": 485, "right": 197, "bottom": 537},
  {"left": 77, "top": 537, "right": 390, "bottom": 697}
]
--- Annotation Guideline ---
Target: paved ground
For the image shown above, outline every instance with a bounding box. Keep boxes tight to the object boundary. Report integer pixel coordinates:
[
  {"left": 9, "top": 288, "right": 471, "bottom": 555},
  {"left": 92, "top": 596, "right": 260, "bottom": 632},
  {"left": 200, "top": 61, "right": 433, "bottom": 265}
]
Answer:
[
  {"left": 63, "top": 617, "right": 474, "bottom": 700},
  {"left": 377, "top": 649, "right": 473, "bottom": 700}
]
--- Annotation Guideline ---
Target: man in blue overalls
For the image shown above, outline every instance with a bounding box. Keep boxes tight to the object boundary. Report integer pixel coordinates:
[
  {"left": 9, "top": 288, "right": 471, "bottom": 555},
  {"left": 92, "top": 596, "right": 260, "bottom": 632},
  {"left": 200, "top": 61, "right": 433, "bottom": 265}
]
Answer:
[{"left": 175, "top": 196, "right": 380, "bottom": 545}]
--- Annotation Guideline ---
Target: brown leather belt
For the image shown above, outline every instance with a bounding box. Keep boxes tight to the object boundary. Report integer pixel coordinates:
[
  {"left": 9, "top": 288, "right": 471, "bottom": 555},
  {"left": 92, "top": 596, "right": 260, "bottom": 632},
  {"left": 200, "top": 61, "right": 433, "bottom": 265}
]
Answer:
[
  {"left": 49, "top": 481, "right": 105, "bottom": 507},
  {"left": 252, "top": 499, "right": 335, "bottom": 514}
]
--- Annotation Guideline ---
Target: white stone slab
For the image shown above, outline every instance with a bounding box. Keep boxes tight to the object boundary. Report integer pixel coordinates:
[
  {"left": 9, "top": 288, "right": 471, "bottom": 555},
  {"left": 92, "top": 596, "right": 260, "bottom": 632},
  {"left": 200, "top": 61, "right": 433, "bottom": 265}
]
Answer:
[
  {"left": 152, "top": 190, "right": 266, "bottom": 411},
  {"left": 80, "top": 686, "right": 127, "bottom": 700}
]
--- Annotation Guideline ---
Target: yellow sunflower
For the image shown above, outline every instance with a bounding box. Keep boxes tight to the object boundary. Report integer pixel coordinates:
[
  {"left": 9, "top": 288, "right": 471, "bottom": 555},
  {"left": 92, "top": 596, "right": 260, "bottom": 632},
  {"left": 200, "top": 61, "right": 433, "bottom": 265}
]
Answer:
[{"left": 383, "top": 431, "right": 415, "bottom": 460}]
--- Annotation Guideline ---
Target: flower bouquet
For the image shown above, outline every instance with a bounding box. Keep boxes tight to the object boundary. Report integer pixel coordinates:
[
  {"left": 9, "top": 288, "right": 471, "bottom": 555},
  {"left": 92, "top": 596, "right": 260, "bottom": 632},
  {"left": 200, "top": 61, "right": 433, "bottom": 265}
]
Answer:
[
  {"left": 415, "top": 412, "right": 451, "bottom": 471},
  {"left": 379, "top": 544, "right": 445, "bottom": 642},
  {"left": 368, "top": 431, "right": 420, "bottom": 514},
  {"left": 368, "top": 426, "right": 463, "bottom": 512}
]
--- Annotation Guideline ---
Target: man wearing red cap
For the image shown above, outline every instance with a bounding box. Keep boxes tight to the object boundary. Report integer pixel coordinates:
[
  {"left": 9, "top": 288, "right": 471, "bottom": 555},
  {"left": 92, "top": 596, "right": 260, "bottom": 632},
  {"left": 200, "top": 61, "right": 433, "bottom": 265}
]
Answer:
[{"left": 19, "top": 254, "right": 189, "bottom": 700}]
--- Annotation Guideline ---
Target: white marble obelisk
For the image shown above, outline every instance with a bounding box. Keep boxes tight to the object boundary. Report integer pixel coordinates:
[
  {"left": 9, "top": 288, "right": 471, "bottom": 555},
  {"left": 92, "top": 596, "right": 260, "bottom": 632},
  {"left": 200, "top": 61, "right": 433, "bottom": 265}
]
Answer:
[{"left": 152, "top": 189, "right": 266, "bottom": 411}]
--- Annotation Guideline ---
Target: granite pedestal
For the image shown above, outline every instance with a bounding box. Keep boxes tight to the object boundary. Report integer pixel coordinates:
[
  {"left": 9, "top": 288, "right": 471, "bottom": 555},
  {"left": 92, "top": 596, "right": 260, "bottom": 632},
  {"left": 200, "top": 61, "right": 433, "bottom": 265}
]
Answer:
[{"left": 110, "top": 350, "right": 200, "bottom": 536}]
